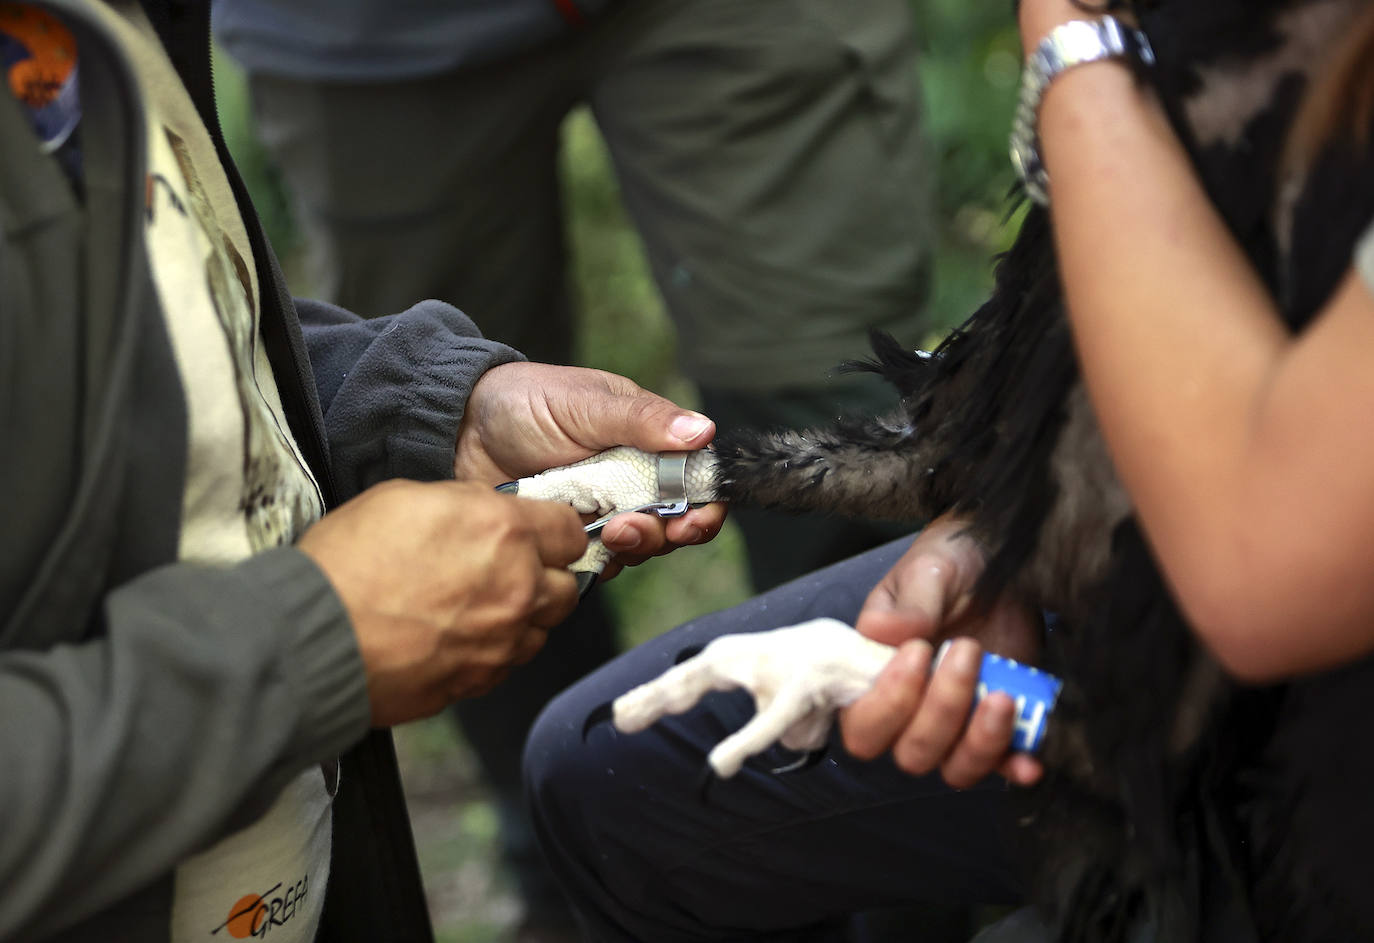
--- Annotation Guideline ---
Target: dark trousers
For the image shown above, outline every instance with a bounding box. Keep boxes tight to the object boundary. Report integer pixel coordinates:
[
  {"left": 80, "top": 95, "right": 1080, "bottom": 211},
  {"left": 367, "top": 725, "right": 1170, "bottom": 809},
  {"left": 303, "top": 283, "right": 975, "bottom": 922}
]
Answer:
[{"left": 524, "top": 537, "right": 1027, "bottom": 942}]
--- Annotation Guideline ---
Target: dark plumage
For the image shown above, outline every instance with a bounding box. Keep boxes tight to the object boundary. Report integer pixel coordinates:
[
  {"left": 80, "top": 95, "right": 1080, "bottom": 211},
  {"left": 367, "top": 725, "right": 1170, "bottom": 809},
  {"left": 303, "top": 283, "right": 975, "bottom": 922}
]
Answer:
[{"left": 707, "top": 2, "right": 1374, "bottom": 940}]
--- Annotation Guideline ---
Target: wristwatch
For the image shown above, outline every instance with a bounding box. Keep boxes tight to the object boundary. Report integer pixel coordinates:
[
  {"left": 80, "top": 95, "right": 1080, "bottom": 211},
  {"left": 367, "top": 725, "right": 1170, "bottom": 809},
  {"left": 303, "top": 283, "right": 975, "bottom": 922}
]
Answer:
[{"left": 1009, "top": 14, "right": 1155, "bottom": 206}]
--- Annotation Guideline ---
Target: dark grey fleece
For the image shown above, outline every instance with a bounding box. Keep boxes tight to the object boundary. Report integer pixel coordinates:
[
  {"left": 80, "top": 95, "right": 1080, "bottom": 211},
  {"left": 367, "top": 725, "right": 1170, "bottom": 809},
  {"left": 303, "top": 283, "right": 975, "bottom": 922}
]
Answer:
[{"left": 298, "top": 296, "right": 524, "bottom": 500}]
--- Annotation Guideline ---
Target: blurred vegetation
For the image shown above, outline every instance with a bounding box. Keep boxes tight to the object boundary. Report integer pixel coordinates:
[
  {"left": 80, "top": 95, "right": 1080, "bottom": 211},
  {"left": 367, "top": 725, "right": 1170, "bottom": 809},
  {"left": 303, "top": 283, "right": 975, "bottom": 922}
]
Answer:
[
  {"left": 215, "top": 5, "right": 1023, "bottom": 939},
  {"left": 910, "top": 1, "right": 1026, "bottom": 337}
]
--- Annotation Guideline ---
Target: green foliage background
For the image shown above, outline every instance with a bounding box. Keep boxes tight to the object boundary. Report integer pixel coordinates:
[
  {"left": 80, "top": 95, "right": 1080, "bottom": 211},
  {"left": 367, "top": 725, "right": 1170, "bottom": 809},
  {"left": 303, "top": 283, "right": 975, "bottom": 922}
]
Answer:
[{"left": 216, "top": 6, "right": 1023, "bottom": 939}]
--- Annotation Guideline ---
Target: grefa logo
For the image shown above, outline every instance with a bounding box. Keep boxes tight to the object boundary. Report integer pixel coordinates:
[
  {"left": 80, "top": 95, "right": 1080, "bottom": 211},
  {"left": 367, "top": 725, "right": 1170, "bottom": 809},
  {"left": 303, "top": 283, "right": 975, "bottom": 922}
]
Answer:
[{"left": 211, "top": 874, "right": 309, "bottom": 938}]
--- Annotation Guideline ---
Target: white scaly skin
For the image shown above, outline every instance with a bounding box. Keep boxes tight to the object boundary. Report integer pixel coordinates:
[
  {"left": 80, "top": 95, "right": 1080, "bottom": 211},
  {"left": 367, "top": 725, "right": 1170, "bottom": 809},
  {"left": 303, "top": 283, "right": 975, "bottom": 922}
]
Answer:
[
  {"left": 613, "top": 618, "right": 897, "bottom": 778},
  {"left": 507, "top": 447, "right": 721, "bottom": 576},
  {"left": 509, "top": 446, "right": 720, "bottom": 512}
]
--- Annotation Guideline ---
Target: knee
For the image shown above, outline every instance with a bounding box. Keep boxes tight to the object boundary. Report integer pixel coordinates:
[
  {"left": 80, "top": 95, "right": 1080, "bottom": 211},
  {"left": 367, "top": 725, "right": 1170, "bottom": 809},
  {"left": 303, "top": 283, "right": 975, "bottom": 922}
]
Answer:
[
  {"left": 523, "top": 679, "right": 631, "bottom": 865},
  {"left": 522, "top": 680, "right": 679, "bottom": 939}
]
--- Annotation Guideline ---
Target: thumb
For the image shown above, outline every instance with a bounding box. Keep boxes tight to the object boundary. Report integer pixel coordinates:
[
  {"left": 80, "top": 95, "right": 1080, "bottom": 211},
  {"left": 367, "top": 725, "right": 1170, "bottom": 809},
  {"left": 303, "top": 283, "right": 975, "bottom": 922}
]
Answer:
[
  {"left": 856, "top": 607, "right": 934, "bottom": 647},
  {"left": 595, "top": 386, "right": 715, "bottom": 454},
  {"left": 855, "top": 554, "right": 950, "bottom": 645}
]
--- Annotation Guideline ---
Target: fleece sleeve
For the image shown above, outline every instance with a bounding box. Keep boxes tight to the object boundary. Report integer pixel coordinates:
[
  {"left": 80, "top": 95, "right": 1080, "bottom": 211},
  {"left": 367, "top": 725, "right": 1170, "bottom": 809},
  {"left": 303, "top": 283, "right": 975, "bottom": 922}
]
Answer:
[
  {"left": 0, "top": 547, "right": 372, "bottom": 941},
  {"left": 296, "top": 298, "right": 525, "bottom": 499}
]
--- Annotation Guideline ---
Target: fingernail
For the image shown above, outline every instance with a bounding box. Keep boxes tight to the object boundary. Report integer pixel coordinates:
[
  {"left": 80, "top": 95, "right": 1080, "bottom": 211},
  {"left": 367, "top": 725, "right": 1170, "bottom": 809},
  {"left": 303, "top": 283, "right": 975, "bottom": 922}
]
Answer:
[
  {"left": 683, "top": 525, "right": 705, "bottom": 544},
  {"left": 898, "top": 642, "right": 932, "bottom": 674},
  {"left": 950, "top": 640, "right": 980, "bottom": 677},
  {"left": 670, "top": 414, "right": 711, "bottom": 443},
  {"left": 981, "top": 694, "right": 1012, "bottom": 732}
]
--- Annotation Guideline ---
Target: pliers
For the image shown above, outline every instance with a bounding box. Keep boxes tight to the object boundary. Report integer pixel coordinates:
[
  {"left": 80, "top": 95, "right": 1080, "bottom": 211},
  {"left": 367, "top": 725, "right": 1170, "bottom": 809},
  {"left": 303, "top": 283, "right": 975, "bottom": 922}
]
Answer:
[{"left": 497, "top": 450, "right": 701, "bottom": 596}]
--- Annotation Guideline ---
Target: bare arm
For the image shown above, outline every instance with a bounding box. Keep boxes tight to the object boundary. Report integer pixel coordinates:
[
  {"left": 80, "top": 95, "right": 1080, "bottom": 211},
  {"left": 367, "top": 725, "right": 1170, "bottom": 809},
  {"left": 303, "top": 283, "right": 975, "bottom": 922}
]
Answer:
[{"left": 1023, "top": 2, "right": 1374, "bottom": 680}]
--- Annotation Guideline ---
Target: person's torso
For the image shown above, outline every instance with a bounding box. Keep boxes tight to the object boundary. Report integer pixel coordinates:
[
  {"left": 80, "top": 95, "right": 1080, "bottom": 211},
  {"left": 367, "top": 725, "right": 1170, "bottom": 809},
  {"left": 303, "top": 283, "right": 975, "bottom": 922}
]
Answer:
[{"left": 2, "top": 3, "right": 333, "bottom": 938}]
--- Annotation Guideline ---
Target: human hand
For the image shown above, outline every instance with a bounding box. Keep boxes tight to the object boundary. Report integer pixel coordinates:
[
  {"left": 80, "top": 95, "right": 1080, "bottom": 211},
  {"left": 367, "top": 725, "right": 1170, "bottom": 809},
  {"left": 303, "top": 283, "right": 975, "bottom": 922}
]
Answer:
[
  {"left": 453, "top": 362, "right": 727, "bottom": 576},
  {"left": 298, "top": 479, "right": 585, "bottom": 727},
  {"left": 839, "top": 515, "right": 1045, "bottom": 788}
]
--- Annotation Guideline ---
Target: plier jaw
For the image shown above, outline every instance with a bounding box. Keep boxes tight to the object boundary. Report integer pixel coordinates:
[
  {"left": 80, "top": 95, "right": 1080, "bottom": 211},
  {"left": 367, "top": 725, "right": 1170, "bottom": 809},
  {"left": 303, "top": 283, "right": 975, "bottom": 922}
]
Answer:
[
  {"left": 582, "top": 499, "right": 690, "bottom": 539},
  {"left": 579, "top": 496, "right": 691, "bottom": 599}
]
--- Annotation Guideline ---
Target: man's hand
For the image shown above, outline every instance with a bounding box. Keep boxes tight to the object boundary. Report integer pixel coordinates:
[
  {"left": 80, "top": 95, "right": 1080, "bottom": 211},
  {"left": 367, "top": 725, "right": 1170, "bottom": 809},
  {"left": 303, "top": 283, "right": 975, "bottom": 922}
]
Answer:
[
  {"left": 453, "top": 362, "right": 727, "bottom": 575},
  {"left": 839, "top": 515, "right": 1045, "bottom": 788},
  {"left": 299, "top": 479, "right": 586, "bottom": 727}
]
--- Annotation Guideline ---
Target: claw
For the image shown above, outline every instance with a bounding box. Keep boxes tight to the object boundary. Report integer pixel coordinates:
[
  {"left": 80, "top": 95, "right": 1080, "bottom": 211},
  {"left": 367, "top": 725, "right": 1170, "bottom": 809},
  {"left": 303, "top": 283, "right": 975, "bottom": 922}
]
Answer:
[
  {"left": 582, "top": 700, "right": 616, "bottom": 742},
  {"left": 575, "top": 570, "right": 598, "bottom": 599},
  {"left": 499, "top": 449, "right": 717, "bottom": 611}
]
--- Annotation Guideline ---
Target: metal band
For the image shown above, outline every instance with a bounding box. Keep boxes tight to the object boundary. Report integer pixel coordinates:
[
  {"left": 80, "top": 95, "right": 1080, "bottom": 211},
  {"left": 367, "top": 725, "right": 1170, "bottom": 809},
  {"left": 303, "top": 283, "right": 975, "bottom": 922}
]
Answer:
[
  {"left": 657, "top": 451, "right": 690, "bottom": 505},
  {"left": 1009, "top": 15, "right": 1154, "bottom": 206}
]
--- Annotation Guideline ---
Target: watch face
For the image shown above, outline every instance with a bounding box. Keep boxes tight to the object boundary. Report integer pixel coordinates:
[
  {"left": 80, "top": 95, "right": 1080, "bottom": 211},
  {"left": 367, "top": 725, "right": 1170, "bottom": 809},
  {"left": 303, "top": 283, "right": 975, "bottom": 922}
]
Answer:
[{"left": 1052, "top": 18, "right": 1114, "bottom": 64}]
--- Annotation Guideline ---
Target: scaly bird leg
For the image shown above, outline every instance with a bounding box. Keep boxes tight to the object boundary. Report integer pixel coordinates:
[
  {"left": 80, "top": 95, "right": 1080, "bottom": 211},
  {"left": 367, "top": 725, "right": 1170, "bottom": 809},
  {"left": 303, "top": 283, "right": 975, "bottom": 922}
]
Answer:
[
  {"left": 497, "top": 447, "right": 721, "bottom": 589},
  {"left": 612, "top": 618, "right": 897, "bottom": 778}
]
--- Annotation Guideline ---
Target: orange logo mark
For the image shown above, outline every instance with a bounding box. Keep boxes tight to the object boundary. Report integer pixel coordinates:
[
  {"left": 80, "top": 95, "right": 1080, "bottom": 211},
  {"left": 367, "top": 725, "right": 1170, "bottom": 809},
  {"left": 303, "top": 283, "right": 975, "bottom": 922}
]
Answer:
[
  {"left": 212, "top": 876, "right": 308, "bottom": 937},
  {"left": 224, "top": 893, "right": 266, "bottom": 939}
]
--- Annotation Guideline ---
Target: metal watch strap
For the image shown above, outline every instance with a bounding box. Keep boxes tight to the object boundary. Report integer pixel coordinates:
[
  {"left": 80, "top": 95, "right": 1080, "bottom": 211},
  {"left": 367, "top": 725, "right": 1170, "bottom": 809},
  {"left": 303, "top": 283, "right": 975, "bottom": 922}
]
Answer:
[{"left": 1009, "top": 15, "right": 1155, "bottom": 206}]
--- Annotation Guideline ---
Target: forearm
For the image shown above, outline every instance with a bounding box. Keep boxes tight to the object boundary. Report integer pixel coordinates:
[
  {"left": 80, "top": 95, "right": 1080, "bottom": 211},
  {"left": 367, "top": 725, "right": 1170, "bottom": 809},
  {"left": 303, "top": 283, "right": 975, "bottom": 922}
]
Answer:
[
  {"left": 1040, "top": 64, "right": 1282, "bottom": 596},
  {"left": 1033, "top": 22, "right": 1374, "bottom": 677},
  {"left": 0, "top": 549, "right": 370, "bottom": 939}
]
